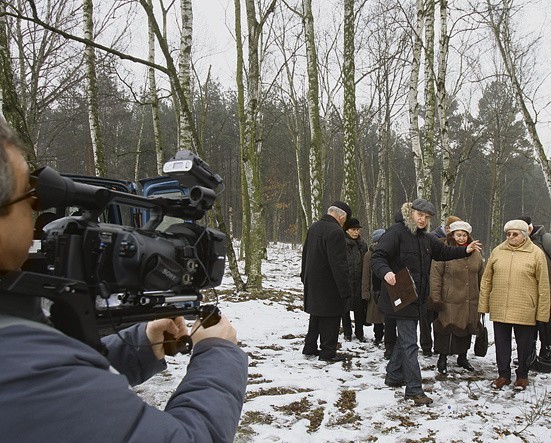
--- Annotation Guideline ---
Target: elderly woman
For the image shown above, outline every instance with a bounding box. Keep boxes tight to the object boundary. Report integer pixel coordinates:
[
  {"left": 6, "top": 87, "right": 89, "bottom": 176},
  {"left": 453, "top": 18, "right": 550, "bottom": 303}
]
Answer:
[
  {"left": 429, "top": 221, "right": 484, "bottom": 374},
  {"left": 479, "top": 219, "right": 550, "bottom": 390}
]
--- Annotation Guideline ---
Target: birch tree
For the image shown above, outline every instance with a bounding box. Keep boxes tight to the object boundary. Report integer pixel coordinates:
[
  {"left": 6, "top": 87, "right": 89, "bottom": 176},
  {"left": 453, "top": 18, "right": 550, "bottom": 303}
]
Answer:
[
  {"left": 146, "top": 0, "right": 163, "bottom": 174},
  {"left": 421, "top": 0, "right": 436, "bottom": 201},
  {"left": 178, "top": 0, "right": 193, "bottom": 151},
  {"left": 484, "top": 0, "right": 551, "bottom": 199},
  {"left": 341, "top": 0, "right": 357, "bottom": 212},
  {"left": 83, "top": 0, "right": 105, "bottom": 176},
  {"left": 303, "top": 0, "right": 324, "bottom": 222},
  {"left": 240, "top": 0, "right": 276, "bottom": 290}
]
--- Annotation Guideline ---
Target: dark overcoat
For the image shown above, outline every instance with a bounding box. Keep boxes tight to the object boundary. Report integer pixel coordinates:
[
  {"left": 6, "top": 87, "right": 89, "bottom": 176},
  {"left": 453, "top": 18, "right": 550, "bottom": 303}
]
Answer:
[
  {"left": 370, "top": 203, "right": 470, "bottom": 320},
  {"left": 301, "top": 214, "right": 351, "bottom": 316},
  {"left": 344, "top": 234, "right": 369, "bottom": 311}
]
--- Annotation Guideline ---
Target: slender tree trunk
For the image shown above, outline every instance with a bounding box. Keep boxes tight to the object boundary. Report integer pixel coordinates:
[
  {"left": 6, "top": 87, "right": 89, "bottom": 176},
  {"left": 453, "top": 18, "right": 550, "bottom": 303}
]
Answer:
[
  {"left": 436, "top": 0, "right": 452, "bottom": 219},
  {"left": 409, "top": 0, "right": 425, "bottom": 199},
  {"left": 341, "top": 0, "right": 357, "bottom": 212},
  {"left": 234, "top": 0, "right": 251, "bottom": 266},
  {"left": 178, "top": 0, "right": 193, "bottom": 151},
  {"left": 83, "top": 0, "right": 105, "bottom": 176},
  {"left": 303, "top": 0, "right": 323, "bottom": 221},
  {"left": 422, "top": 0, "right": 436, "bottom": 201},
  {"left": 146, "top": 0, "right": 163, "bottom": 174},
  {"left": 241, "top": 0, "right": 276, "bottom": 290}
]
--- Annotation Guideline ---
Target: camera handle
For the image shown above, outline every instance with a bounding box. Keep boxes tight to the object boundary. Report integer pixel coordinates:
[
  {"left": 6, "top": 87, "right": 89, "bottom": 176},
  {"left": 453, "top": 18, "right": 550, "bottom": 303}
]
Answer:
[{"left": 163, "top": 304, "right": 221, "bottom": 356}]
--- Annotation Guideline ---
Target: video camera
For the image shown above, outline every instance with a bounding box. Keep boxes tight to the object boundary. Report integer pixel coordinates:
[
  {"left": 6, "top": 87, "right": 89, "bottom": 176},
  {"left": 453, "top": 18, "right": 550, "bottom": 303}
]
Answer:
[{"left": 0, "top": 151, "right": 226, "bottom": 354}]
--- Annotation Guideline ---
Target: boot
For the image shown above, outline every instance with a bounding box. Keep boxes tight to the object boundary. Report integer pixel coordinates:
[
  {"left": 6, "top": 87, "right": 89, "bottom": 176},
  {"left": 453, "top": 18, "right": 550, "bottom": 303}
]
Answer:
[
  {"left": 457, "top": 353, "right": 474, "bottom": 371},
  {"left": 437, "top": 354, "right": 447, "bottom": 374}
]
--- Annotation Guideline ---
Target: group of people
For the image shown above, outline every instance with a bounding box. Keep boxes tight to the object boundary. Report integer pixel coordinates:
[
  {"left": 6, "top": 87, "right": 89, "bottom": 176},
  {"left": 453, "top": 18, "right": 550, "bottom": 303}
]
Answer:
[{"left": 301, "top": 197, "right": 550, "bottom": 406}]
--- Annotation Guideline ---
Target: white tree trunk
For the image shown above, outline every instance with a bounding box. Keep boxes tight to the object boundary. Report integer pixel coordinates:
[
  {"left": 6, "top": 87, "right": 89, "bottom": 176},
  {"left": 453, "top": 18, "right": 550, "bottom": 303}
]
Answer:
[
  {"left": 179, "top": 0, "right": 193, "bottom": 151},
  {"left": 408, "top": 0, "right": 425, "bottom": 198}
]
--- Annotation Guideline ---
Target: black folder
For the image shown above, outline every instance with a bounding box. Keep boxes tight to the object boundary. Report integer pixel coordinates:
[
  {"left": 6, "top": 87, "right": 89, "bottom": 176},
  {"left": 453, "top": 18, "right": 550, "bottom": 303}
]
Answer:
[{"left": 384, "top": 267, "right": 418, "bottom": 312}]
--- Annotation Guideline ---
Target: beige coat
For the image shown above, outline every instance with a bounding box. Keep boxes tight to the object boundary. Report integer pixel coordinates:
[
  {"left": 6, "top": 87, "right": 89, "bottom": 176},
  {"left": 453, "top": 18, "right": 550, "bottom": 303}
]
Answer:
[
  {"left": 429, "top": 251, "right": 484, "bottom": 336},
  {"left": 479, "top": 237, "right": 550, "bottom": 325},
  {"left": 362, "top": 248, "right": 384, "bottom": 324}
]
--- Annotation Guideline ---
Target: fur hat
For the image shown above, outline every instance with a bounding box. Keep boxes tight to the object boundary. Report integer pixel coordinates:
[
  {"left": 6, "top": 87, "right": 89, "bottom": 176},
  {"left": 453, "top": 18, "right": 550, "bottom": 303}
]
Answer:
[
  {"left": 345, "top": 217, "right": 362, "bottom": 230},
  {"left": 371, "top": 228, "right": 385, "bottom": 242},
  {"left": 411, "top": 198, "right": 436, "bottom": 216},
  {"left": 503, "top": 219, "right": 529, "bottom": 233},
  {"left": 331, "top": 200, "right": 352, "bottom": 220},
  {"left": 449, "top": 220, "right": 472, "bottom": 234}
]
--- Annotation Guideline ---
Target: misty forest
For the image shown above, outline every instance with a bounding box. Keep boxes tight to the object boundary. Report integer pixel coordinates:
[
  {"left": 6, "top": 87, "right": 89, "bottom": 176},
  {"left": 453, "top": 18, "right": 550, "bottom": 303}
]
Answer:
[{"left": 1, "top": 0, "right": 551, "bottom": 291}]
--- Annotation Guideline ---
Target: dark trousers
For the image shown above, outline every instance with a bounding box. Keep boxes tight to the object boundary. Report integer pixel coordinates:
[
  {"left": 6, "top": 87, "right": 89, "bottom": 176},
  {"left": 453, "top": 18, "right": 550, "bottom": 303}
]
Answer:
[
  {"left": 419, "top": 302, "right": 433, "bottom": 353},
  {"left": 303, "top": 315, "right": 341, "bottom": 359},
  {"left": 342, "top": 307, "right": 366, "bottom": 339},
  {"left": 373, "top": 323, "right": 384, "bottom": 342},
  {"left": 385, "top": 317, "right": 397, "bottom": 352},
  {"left": 494, "top": 321, "right": 536, "bottom": 379}
]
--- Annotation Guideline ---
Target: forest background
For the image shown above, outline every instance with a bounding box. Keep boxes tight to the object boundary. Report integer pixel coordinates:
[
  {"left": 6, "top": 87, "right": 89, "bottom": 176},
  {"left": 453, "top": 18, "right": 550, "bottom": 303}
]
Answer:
[{"left": 1, "top": 0, "right": 551, "bottom": 291}]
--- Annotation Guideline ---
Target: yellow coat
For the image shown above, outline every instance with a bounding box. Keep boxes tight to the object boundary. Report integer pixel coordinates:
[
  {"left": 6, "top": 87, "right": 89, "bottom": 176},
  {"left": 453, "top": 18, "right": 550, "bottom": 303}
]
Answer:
[{"left": 479, "top": 238, "right": 550, "bottom": 325}]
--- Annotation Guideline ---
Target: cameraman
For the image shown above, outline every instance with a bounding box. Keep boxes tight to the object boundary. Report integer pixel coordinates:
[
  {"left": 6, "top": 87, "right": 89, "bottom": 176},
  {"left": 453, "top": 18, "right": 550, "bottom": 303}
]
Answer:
[{"left": 0, "top": 118, "right": 248, "bottom": 442}]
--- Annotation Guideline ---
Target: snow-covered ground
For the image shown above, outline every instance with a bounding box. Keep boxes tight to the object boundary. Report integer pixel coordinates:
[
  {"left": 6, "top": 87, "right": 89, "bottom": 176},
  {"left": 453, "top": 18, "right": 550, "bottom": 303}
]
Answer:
[{"left": 136, "top": 242, "right": 551, "bottom": 442}]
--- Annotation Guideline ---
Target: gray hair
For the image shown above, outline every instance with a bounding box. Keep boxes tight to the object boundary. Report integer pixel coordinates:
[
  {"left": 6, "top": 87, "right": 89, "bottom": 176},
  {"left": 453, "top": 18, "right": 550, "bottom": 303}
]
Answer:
[
  {"left": 0, "top": 118, "right": 24, "bottom": 216},
  {"left": 328, "top": 206, "right": 346, "bottom": 218}
]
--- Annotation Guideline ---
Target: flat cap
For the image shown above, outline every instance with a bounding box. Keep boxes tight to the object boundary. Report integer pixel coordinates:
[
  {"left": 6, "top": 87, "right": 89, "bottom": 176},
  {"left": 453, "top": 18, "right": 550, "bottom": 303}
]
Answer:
[
  {"left": 331, "top": 200, "right": 352, "bottom": 220},
  {"left": 411, "top": 198, "right": 436, "bottom": 216}
]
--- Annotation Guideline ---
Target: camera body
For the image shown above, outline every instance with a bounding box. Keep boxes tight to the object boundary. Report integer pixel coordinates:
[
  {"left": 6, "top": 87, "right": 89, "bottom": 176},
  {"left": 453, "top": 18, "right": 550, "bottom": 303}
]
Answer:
[{"left": 2, "top": 151, "right": 226, "bottom": 353}]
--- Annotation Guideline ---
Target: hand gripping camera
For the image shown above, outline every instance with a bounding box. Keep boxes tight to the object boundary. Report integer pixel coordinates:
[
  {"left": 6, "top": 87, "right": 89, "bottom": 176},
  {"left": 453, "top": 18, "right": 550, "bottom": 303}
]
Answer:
[{"left": 0, "top": 151, "right": 226, "bottom": 354}]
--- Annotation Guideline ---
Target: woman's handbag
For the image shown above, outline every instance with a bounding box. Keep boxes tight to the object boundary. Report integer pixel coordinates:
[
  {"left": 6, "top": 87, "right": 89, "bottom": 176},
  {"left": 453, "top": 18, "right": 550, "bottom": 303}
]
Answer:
[{"left": 474, "top": 315, "right": 489, "bottom": 357}]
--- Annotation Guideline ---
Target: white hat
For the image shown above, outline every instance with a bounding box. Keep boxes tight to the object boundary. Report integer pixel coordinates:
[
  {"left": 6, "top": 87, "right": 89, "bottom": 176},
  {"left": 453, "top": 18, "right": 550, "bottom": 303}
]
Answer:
[
  {"left": 449, "top": 220, "right": 472, "bottom": 234},
  {"left": 503, "top": 219, "right": 529, "bottom": 233}
]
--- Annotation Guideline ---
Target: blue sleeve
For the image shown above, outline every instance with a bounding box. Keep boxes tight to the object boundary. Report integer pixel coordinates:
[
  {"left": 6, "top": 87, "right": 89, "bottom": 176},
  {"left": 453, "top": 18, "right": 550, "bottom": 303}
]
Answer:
[{"left": 101, "top": 323, "right": 166, "bottom": 386}]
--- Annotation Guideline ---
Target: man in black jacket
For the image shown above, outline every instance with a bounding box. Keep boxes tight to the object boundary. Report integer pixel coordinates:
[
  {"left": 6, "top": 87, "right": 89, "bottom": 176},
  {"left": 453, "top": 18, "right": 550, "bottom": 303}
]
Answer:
[
  {"left": 301, "top": 201, "right": 352, "bottom": 362},
  {"left": 371, "top": 199, "right": 481, "bottom": 405}
]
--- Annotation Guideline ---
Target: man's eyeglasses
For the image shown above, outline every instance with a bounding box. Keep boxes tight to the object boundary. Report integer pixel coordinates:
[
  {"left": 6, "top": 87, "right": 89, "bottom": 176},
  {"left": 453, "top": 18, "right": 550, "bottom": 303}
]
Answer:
[
  {"left": 506, "top": 231, "right": 520, "bottom": 238},
  {"left": 0, "top": 178, "right": 39, "bottom": 211}
]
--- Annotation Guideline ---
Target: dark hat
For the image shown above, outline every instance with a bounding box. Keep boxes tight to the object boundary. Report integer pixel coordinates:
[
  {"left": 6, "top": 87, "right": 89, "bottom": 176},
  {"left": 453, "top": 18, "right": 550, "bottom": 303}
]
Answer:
[
  {"left": 331, "top": 200, "right": 352, "bottom": 220},
  {"left": 411, "top": 198, "right": 436, "bottom": 216},
  {"left": 345, "top": 217, "right": 362, "bottom": 230},
  {"left": 371, "top": 228, "right": 385, "bottom": 242},
  {"left": 518, "top": 215, "right": 532, "bottom": 226}
]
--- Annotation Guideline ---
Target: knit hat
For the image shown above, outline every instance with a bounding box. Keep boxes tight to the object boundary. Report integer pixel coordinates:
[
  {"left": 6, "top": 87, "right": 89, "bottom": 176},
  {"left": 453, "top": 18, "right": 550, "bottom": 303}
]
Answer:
[
  {"left": 371, "top": 228, "right": 385, "bottom": 242},
  {"left": 331, "top": 200, "right": 352, "bottom": 220},
  {"left": 449, "top": 220, "right": 472, "bottom": 234},
  {"left": 411, "top": 198, "right": 436, "bottom": 216},
  {"left": 518, "top": 215, "right": 532, "bottom": 226},
  {"left": 503, "top": 219, "right": 529, "bottom": 233}
]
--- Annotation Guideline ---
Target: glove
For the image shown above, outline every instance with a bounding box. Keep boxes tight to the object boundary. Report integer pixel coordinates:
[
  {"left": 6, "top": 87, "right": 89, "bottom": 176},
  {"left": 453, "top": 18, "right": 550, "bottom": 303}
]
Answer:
[{"left": 428, "top": 299, "right": 445, "bottom": 312}]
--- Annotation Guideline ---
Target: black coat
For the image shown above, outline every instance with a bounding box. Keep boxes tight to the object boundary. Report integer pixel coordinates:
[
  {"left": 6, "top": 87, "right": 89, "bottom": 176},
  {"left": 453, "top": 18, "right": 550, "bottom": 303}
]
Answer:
[
  {"left": 371, "top": 207, "right": 469, "bottom": 320},
  {"left": 301, "top": 214, "right": 351, "bottom": 316},
  {"left": 344, "top": 234, "right": 369, "bottom": 311}
]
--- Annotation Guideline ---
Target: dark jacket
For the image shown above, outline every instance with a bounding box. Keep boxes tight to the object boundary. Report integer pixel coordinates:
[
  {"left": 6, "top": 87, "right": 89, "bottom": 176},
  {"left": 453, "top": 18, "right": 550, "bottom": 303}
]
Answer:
[
  {"left": 0, "top": 295, "right": 248, "bottom": 443},
  {"left": 301, "top": 213, "right": 351, "bottom": 316},
  {"left": 371, "top": 202, "right": 470, "bottom": 320},
  {"left": 344, "top": 234, "right": 369, "bottom": 311}
]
